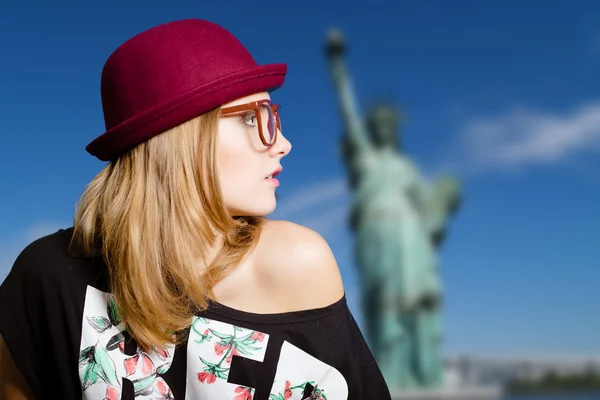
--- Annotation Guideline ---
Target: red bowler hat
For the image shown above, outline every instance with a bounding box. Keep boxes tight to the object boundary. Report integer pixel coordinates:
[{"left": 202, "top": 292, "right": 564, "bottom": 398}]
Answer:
[{"left": 86, "top": 19, "right": 287, "bottom": 161}]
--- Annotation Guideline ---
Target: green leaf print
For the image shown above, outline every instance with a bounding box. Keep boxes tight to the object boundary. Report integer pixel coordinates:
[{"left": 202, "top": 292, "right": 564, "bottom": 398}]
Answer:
[
  {"left": 199, "top": 357, "right": 229, "bottom": 380},
  {"left": 107, "top": 297, "right": 121, "bottom": 326},
  {"left": 86, "top": 316, "right": 112, "bottom": 333},
  {"left": 211, "top": 369, "right": 225, "bottom": 380},
  {"left": 132, "top": 374, "right": 156, "bottom": 396},
  {"left": 199, "top": 357, "right": 217, "bottom": 369},
  {"left": 79, "top": 343, "right": 119, "bottom": 391},
  {"left": 192, "top": 322, "right": 269, "bottom": 387},
  {"left": 81, "top": 362, "right": 101, "bottom": 390},
  {"left": 199, "top": 357, "right": 228, "bottom": 373},
  {"left": 191, "top": 323, "right": 212, "bottom": 345},
  {"left": 191, "top": 320, "right": 203, "bottom": 334},
  {"left": 194, "top": 336, "right": 209, "bottom": 345},
  {"left": 94, "top": 343, "right": 118, "bottom": 385},
  {"left": 237, "top": 331, "right": 255, "bottom": 341},
  {"left": 269, "top": 394, "right": 285, "bottom": 400},
  {"left": 208, "top": 328, "right": 233, "bottom": 341},
  {"left": 156, "top": 363, "right": 172, "bottom": 374},
  {"left": 234, "top": 340, "right": 264, "bottom": 355}
]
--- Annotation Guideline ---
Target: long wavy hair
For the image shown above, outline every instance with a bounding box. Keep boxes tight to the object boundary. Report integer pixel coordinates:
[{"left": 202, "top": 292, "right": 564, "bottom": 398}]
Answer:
[{"left": 70, "top": 107, "right": 264, "bottom": 350}]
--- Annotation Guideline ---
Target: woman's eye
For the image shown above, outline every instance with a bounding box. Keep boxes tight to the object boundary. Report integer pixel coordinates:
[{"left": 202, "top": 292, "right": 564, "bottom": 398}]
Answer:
[{"left": 243, "top": 113, "right": 257, "bottom": 127}]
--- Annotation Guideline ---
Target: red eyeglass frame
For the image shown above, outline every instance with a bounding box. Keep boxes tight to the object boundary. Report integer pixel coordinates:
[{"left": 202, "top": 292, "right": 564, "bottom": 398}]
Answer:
[{"left": 220, "top": 99, "right": 281, "bottom": 147}]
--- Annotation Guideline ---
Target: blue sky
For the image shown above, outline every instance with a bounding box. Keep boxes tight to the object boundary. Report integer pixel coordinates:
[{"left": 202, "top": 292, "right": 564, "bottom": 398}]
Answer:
[{"left": 1, "top": 1, "right": 599, "bottom": 358}]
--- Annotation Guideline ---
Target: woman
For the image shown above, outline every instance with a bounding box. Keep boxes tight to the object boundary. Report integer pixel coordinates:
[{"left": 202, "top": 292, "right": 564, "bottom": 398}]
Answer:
[{"left": 0, "top": 19, "right": 391, "bottom": 399}]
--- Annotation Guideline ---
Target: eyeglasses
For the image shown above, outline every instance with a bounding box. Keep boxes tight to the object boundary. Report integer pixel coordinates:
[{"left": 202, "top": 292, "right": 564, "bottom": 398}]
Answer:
[{"left": 220, "top": 99, "right": 281, "bottom": 147}]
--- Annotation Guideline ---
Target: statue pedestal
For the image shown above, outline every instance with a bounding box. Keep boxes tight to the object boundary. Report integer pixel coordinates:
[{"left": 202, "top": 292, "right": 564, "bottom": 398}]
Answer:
[{"left": 391, "top": 385, "right": 503, "bottom": 400}]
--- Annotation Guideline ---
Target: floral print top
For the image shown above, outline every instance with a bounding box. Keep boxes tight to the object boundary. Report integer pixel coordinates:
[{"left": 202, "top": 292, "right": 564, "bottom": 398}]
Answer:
[{"left": 0, "top": 228, "right": 391, "bottom": 399}]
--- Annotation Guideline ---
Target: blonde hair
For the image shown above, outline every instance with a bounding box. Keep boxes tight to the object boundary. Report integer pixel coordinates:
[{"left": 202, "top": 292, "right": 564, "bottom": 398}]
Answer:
[{"left": 70, "top": 107, "right": 264, "bottom": 350}]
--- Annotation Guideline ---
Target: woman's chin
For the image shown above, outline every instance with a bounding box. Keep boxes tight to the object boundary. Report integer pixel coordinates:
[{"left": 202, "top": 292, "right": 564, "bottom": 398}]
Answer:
[
  {"left": 255, "top": 202, "right": 277, "bottom": 217},
  {"left": 229, "top": 200, "right": 277, "bottom": 218}
]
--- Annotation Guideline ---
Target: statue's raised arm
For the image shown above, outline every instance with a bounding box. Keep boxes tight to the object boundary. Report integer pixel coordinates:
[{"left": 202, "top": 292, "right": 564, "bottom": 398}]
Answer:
[{"left": 325, "top": 29, "right": 373, "bottom": 155}]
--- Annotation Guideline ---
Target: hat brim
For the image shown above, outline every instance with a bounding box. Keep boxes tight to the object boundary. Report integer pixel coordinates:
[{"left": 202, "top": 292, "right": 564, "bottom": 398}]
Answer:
[{"left": 86, "top": 63, "right": 287, "bottom": 161}]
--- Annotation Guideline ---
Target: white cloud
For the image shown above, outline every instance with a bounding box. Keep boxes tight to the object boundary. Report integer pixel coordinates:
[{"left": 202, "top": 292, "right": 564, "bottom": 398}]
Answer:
[
  {"left": 271, "top": 178, "right": 348, "bottom": 218},
  {"left": 458, "top": 102, "right": 600, "bottom": 173},
  {"left": 295, "top": 204, "right": 348, "bottom": 240},
  {"left": 269, "top": 177, "right": 351, "bottom": 240}
]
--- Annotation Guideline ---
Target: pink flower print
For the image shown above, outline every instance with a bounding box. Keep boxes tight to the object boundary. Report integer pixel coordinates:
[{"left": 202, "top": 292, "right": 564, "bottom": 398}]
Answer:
[
  {"left": 234, "top": 386, "right": 254, "bottom": 400},
  {"left": 284, "top": 380, "right": 292, "bottom": 400},
  {"left": 104, "top": 385, "right": 120, "bottom": 400},
  {"left": 154, "top": 347, "right": 169, "bottom": 360},
  {"left": 250, "top": 331, "right": 265, "bottom": 342},
  {"left": 124, "top": 355, "right": 138, "bottom": 376},
  {"left": 197, "top": 371, "right": 217, "bottom": 384},
  {"left": 140, "top": 353, "right": 154, "bottom": 375},
  {"left": 214, "top": 343, "right": 229, "bottom": 356},
  {"left": 226, "top": 346, "right": 240, "bottom": 364},
  {"left": 123, "top": 352, "right": 155, "bottom": 376},
  {"left": 153, "top": 377, "right": 174, "bottom": 399}
]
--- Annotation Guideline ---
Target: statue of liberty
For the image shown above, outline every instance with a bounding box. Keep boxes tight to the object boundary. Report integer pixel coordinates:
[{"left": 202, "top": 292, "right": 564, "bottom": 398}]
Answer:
[{"left": 324, "top": 29, "right": 462, "bottom": 391}]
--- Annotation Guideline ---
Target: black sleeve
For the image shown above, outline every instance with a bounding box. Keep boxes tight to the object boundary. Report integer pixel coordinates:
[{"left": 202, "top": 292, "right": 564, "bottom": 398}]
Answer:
[
  {"left": 339, "top": 304, "right": 392, "bottom": 399},
  {"left": 0, "top": 238, "right": 50, "bottom": 399}
]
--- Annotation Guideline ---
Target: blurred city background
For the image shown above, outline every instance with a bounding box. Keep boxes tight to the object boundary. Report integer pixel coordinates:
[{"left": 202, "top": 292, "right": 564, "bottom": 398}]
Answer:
[{"left": 0, "top": 1, "right": 598, "bottom": 398}]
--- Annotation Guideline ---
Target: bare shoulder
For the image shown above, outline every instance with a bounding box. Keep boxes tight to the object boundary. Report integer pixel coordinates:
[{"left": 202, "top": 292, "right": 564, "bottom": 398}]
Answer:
[{"left": 253, "top": 219, "right": 345, "bottom": 310}]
